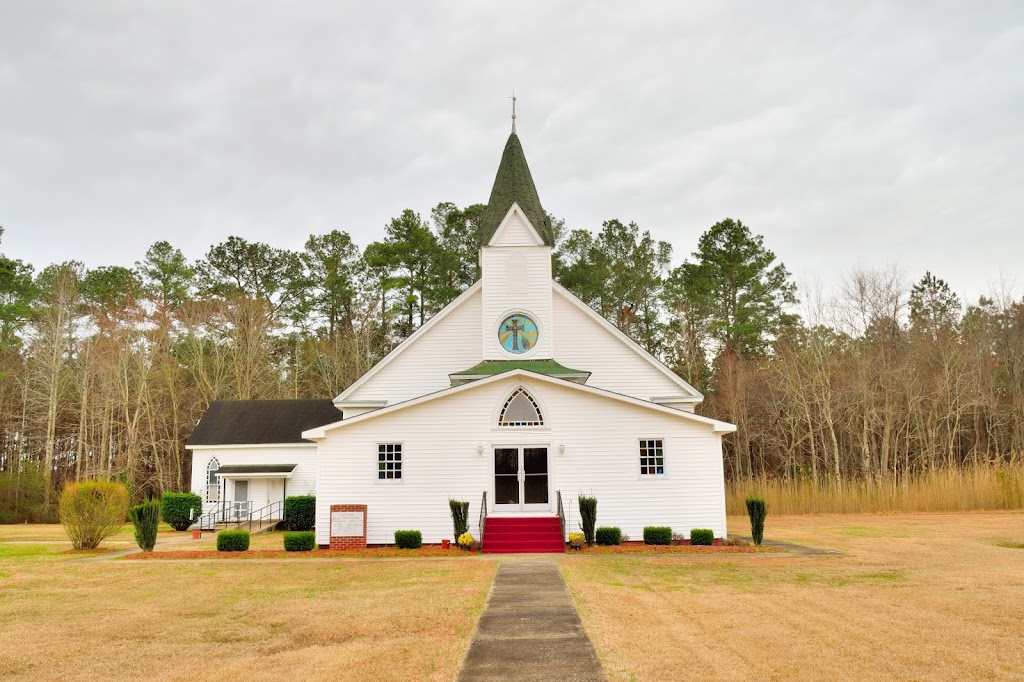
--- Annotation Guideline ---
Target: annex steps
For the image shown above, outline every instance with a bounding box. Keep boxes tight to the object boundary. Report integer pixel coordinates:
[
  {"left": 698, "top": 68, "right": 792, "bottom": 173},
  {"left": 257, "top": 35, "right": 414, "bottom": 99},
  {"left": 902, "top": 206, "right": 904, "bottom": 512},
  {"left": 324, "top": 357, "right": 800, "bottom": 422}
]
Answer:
[{"left": 482, "top": 516, "right": 565, "bottom": 554}]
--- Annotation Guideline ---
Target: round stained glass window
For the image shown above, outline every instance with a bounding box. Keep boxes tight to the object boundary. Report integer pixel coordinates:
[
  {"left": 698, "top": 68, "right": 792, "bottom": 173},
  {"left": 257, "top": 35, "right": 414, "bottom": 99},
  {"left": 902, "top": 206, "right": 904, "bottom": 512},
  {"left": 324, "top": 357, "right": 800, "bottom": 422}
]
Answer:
[{"left": 498, "top": 313, "right": 538, "bottom": 354}]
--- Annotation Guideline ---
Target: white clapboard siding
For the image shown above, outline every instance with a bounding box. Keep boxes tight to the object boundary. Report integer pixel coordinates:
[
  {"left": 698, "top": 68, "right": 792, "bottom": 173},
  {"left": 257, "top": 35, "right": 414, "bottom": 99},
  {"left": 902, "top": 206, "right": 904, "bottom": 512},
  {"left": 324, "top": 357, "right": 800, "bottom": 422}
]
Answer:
[
  {"left": 189, "top": 445, "right": 317, "bottom": 514},
  {"left": 314, "top": 375, "right": 727, "bottom": 545},
  {"left": 489, "top": 208, "right": 544, "bottom": 247},
  {"left": 551, "top": 287, "right": 693, "bottom": 402},
  {"left": 339, "top": 287, "right": 483, "bottom": 405},
  {"left": 481, "top": 245, "right": 553, "bottom": 360}
]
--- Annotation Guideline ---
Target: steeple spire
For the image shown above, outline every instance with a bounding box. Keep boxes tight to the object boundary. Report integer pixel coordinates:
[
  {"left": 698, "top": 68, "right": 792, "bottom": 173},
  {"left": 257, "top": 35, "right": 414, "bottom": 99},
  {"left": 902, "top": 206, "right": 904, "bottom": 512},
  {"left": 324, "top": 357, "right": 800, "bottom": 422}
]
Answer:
[{"left": 478, "top": 112, "right": 553, "bottom": 247}]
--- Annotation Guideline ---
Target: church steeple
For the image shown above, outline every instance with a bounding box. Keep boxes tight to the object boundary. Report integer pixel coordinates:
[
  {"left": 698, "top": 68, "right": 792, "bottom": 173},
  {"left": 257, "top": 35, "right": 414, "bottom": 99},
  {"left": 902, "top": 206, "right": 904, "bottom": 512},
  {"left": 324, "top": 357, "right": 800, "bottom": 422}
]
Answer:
[{"left": 479, "top": 125, "right": 554, "bottom": 247}]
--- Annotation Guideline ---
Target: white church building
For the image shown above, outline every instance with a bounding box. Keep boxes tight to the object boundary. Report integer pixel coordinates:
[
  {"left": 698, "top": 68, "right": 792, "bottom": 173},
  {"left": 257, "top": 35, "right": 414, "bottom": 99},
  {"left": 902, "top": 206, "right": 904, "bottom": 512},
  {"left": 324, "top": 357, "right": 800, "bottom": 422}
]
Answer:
[{"left": 186, "top": 120, "right": 735, "bottom": 552}]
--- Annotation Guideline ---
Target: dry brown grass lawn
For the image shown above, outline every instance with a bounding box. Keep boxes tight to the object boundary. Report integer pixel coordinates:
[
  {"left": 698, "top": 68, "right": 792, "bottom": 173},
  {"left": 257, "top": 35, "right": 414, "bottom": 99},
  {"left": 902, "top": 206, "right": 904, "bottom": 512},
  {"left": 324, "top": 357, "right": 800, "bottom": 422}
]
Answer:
[
  {"left": 561, "top": 512, "right": 1024, "bottom": 681},
  {"left": 0, "top": 525, "right": 497, "bottom": 681}
]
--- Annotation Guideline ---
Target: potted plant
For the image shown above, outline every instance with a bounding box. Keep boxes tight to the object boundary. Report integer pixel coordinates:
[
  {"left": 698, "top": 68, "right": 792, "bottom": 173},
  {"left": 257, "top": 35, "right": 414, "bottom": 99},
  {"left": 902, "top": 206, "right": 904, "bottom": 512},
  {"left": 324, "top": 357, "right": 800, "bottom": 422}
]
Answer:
[
  {"left": 457, "top": 532, "right": 475, "bottom": 550},
  {"left": 568, "top": 532, "right": 585, "bottom": 550}
]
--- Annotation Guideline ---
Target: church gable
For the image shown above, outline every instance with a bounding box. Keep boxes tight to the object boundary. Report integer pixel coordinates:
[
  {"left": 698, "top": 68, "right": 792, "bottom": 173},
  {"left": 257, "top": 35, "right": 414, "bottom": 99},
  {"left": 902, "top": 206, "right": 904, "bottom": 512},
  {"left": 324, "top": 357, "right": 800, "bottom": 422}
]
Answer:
[
  {"left": 551, "top": 284, "right": 703, "bottom": 406},
  {"left": 488, "top": 204, "right": 546, "bottom": 247}
]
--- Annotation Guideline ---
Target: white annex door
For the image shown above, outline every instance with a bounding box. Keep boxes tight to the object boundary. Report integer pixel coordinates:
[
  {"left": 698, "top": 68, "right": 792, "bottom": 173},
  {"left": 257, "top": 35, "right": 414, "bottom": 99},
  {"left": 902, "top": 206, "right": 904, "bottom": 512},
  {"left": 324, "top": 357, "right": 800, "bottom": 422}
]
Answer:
[{"left": 493, "top": 446, "right": 550, "bottom": 512}]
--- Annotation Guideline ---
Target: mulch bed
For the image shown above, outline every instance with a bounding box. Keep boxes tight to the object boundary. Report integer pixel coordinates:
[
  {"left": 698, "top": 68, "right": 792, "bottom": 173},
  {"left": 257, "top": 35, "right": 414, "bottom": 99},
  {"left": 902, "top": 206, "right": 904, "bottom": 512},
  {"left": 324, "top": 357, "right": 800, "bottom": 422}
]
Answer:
[
  {"left": 126, "top": 546, "right": 483, "bottom": 560},
  {"left": 565, "top": 544, "right": 781, "bottom": 555}
]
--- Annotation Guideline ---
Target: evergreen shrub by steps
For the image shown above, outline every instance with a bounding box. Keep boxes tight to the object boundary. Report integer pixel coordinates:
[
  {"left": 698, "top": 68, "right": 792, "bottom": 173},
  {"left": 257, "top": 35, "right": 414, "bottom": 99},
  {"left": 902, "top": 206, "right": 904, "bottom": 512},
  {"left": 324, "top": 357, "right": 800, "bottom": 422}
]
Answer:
[
  {"left": 689, "top": 528, "right": 714, "bottom": 546},
  {"left": 283, "top": 531, "right": 315, "bottom": 551},
  {"left": 595, "top": 526, "right": 622, "bottom": 545},
  {"left": 217, "top": 529, "right": 250, "bottom": 551},
  {"left": 394, "top": 530, "right": 422, "bottom": 549},
  {"left": 643, "top": 526, "right": 672, "bottom": 545}
]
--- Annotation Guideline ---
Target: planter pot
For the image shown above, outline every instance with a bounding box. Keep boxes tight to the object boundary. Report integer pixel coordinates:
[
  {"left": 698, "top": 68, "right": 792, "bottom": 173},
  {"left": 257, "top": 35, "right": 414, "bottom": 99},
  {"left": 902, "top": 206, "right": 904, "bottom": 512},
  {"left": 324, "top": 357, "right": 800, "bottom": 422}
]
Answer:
[
  {"left": 191, "top": 530, "right": 201, "bottom": 540},
  {"left": 442, "top": 539, "right": 451, "bottom": 549}
]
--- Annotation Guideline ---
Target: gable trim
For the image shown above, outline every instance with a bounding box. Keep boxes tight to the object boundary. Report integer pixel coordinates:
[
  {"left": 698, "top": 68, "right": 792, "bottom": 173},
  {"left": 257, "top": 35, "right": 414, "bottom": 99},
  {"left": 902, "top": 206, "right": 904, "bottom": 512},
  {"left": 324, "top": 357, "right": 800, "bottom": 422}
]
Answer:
[
  {"left": 305, "top": 369, "right": 734, "bottom": 439},
  {"left": 487, "top": 203, "right": 546, "bottom": 247},
  {"left": 332, "top": 280, "right": 483, "bottom": 406},
  {"left": 552, "top": 282, "right": 704, "bottom": 402},
  {"left": 185, "top": 442, "right": 317, "bottom": 451}
]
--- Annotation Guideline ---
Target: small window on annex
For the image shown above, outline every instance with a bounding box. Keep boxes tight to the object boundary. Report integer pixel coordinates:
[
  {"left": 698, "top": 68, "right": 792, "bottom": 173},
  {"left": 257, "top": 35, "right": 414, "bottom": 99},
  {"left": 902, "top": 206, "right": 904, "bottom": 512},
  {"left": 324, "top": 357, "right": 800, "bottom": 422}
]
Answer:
[
  {"left": 639, "top": 439, "right": 664, "bottom": 475},
  {"left": 378, "top": 443, "right": 402, "bottom": 480},
  {"left": 206, "top": 458, "right": 220, "bottom": 501},
  {"left": 498, "top": 388, "right": 543, "bottom": 427}
]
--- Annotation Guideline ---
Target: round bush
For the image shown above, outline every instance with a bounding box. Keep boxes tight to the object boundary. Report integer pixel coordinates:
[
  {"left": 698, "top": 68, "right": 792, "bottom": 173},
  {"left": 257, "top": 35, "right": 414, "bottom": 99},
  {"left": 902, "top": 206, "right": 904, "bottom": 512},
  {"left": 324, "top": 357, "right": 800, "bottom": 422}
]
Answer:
[
  {"left": 284, "top": 496, "right": 316, "bottom": 531},
  {"left": 595, "top": 526, "right": 622, "bottom": 545},
  {"left": 59, "top": 481, "right": 130, "bottom": 550},
  {"left": 394, "top": 530, "right": 422, "bottom": 549},
  {"left": 643, "top": 526, "right": 672, "bottom": 545},
  {"left": 690, "top": 528, "right": 714, "bottom": 546},
  {"left": 217, "top": 529, "right": 250, "bottom": 551},
  {"left": 161, "top": 492, "right": 202, "bottom": 531},
  {"left": 284, "top": 531, "right": 315, "bottom": 552}
]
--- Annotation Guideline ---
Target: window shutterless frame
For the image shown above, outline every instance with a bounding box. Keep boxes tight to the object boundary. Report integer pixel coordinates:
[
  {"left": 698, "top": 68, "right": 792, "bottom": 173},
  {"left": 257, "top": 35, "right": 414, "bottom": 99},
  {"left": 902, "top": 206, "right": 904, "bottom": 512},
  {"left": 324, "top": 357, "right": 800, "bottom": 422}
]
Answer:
[
  {"left": 376, "top": 442, "right": 404, "bottom": 482},
  {"left": 639, "top": 438, "right": 667, "bottom": 477}
]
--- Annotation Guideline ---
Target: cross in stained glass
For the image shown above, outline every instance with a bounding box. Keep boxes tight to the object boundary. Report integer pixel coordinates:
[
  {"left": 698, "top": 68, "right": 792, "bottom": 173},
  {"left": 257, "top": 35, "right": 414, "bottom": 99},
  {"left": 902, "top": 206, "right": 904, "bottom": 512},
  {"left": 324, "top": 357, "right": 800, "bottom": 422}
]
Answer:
[{"left": 498, "top": 314, "right": 538, "bottom": 354}]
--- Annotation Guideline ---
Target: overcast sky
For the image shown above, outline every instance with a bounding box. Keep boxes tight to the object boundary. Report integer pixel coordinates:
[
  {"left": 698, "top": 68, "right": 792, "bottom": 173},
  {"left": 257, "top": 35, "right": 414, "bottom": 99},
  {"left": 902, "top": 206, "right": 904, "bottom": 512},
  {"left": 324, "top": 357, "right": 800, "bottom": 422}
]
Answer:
[{"left": 1, "top": 2, "right": 1022, "bottom": 302}]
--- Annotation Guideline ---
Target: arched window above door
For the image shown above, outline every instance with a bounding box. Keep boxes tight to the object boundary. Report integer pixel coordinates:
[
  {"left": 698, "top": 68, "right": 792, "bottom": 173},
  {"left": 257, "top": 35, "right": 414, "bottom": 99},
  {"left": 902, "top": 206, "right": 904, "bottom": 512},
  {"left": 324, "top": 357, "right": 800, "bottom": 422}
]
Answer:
[
  {"left": 498, "top": 388, "right": 543, "bottom": 427},
  {"left": 206, "top": 458, "right": 220, "bottom": 502}
]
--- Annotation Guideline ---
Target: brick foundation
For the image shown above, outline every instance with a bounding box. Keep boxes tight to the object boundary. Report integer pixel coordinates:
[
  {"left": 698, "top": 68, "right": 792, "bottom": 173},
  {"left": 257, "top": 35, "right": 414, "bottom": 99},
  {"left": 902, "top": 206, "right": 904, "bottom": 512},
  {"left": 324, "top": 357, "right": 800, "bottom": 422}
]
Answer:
[{"left": 329, "top": 504, "right": 368, "bottom": 550}]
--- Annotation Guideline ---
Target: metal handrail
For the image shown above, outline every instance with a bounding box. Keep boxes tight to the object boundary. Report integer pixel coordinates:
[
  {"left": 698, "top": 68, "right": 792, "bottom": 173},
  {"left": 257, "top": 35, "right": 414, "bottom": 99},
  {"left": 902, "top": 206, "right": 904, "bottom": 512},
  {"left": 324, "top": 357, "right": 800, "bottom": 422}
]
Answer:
[
  {"left": 478, "top": 491, "right": 487, "bottom": 547},
  {"left": 244, "top": 499, "right": 284, "bottom": 533},
  {"left": 556, "top": 490, "right": 566, "bottom": 543},
  {"left": 196, "top": 499, "right": 284, "bottom": 532}
]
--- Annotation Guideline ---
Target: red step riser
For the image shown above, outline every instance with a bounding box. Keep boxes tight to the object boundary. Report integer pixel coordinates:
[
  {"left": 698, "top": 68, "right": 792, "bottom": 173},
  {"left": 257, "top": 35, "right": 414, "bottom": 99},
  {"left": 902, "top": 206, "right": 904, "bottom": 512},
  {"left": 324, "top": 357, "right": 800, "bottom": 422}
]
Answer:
[{"left": 483, "top": 516, "right": 565, "bottom": 553}]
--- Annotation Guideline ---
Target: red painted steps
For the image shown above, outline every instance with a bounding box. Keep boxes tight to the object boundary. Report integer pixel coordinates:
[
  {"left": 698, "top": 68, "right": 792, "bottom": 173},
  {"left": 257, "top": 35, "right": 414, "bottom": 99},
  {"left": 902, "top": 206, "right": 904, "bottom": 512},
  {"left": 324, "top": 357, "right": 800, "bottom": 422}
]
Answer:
[{"left": 482, "top": 516, "right": 565, "bottom": 554}]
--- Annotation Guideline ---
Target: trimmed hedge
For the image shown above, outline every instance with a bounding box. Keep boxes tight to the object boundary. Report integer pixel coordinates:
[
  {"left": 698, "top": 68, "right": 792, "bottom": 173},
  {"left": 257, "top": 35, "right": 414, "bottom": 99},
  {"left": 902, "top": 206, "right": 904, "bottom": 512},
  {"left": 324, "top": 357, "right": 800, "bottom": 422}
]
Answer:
[
  {"left": 746, "top": 496, "right": 767, "bottom": 546},
  {"left": 283, "top": 496, "right": 315, "bottom": 531},
  {"left": 595, "top": 526, "right": 622, "bottom": 546},
  {"left": 284, "top": 531, "right": 315, "bottom": 552},
  {"left": 217, "top": 529, "right": 250, "bottom": 551},
  {"left": 690, "top": 528, "right": 714, "bottom": 546},
  {"left": 578, "top": 495, "right": 597, "bottom": 546},
  {"left": 643, "top": 526, "right": 672, "bottom": 545},
  {"left": 161, "top": 492, "right": 202, "bottom": 531},
  {"left": 129, "top": 499, "right": 161, "bottom": 551},
  {"left": 394, "top": 530, "right": 422, "bottom": 549}
]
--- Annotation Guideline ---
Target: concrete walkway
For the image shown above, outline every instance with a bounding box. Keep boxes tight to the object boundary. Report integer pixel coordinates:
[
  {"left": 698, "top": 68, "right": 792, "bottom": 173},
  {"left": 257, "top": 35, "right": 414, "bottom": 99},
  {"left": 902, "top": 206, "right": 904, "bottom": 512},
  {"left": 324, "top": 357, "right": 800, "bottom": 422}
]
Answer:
[{"left": 458, "top": 557, "right": 606, "bottom": 682}]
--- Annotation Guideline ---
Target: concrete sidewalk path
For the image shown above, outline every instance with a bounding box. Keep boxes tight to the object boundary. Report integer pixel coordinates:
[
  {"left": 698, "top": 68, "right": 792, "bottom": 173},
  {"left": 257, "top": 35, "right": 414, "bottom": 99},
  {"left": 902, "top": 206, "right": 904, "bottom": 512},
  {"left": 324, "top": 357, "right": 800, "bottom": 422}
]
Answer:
[{"left": 458, "top": 557, "right": 606, "bottom": 682}]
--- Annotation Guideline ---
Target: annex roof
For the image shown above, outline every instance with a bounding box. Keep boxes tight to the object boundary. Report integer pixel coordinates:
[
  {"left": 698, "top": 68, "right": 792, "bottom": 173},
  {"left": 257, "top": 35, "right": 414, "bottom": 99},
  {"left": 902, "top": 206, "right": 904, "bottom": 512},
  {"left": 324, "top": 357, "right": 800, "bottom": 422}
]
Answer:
[
  {"left": 214, "top": 464, "right": 297, "bottom": 475},
  {"left": 479, "top": 132, "right": 554, "bottom": 246},
  {"left": 450, "top": 359, "right": 590, "bottom": 385},
  {"left": 186, "top": 400, "right": 343, "bottom": 446},
  {"left": 306, "top": 369, "right": 735, "bottom": 440}
]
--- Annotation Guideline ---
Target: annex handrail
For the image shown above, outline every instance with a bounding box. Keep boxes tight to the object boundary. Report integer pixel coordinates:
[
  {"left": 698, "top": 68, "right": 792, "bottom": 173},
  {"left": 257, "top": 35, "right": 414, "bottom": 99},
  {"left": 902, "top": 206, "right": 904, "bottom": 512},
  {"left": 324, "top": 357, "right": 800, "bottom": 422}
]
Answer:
[
  {"left": 556, "top": 490, "right": 566, "bottom": 543},
  {"left": 479, "top": 491, "right": 488, "bottom": 547}
]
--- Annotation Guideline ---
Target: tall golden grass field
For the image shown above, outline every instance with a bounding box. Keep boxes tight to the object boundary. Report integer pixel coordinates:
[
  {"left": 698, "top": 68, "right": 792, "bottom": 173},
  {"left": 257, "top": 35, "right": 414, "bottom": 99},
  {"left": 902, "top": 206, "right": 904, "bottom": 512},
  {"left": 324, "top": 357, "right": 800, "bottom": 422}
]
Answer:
[{"left": 726, "top": 462, "right": 1024, "bottom": 515}]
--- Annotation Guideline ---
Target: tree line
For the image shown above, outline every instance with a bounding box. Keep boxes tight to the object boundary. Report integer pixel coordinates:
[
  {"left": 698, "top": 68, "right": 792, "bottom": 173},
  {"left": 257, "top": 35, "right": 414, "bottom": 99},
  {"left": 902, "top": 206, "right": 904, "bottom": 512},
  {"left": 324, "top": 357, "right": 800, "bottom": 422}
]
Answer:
[{"left": 1, "top": 206, "right": 1022, "bottom": 520}]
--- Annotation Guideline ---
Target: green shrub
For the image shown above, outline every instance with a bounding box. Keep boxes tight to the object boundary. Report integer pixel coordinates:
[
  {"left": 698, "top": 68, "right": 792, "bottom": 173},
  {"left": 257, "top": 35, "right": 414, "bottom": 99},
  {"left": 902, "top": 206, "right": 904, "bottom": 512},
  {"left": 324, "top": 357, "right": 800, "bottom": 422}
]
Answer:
[
  {"left": 690, "top": 528, "right": 714, "bottom": 546},
  {"left": 595, "top": 526, "right": 621, "bottom": 545},
  {"left": 217, "top": 529, "right": 250, "bottom": 551},
  {"left": 578, "top": 495, "right": 597, "bottom": 546},
  {"left": 283, "top": 531, "right": 315, "bottom": 552},
  {"left": 59, "top": 481, "right": 130, "bottom": 550},
  {"left": 283, "top": 495, "right": 316, "bottom": 531},
  {"left": 128, "top": 499, "right": 161, "bottom": 551},
  {"left": 643, "top": 526, "right": 672, "bottom": 545},
  {"left": 449, "top": 499, "right": 470, "bottom": 541},
  {"left": 394, "top": 530, "right": 422, "bottom": 549},
  {"left": 161, "top": 492, "right": 202, "bottom": 531},
  {"left": 745, "top": 496, "right": 767, "bottom": 545}
]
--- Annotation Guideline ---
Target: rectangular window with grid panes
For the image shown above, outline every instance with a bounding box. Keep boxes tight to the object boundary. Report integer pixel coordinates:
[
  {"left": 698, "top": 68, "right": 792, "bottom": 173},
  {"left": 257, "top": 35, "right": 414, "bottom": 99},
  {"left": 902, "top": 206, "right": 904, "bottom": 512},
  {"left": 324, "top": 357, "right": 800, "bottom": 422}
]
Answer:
[
  {"left": 639, "top": 439, "right": 664, "bottom": 475},
  {"left": 378, "top": 443, "right": 402, "bottom": 480}
]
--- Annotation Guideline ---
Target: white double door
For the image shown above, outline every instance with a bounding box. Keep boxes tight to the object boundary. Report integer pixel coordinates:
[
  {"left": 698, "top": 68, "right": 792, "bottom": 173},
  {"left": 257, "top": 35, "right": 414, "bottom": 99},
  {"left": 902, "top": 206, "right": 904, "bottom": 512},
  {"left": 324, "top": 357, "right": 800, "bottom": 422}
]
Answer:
[{"left": 493, "top": 446, "right": 550, "bottom": 512}]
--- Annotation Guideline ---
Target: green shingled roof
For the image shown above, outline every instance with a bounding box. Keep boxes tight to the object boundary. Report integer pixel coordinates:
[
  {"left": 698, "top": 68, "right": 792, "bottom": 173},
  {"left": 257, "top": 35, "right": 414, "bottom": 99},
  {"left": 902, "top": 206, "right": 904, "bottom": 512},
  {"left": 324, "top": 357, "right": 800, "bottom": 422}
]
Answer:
[
  {"left": 450, "top": 360, "right": 590, "bottom": 382},
  {"left": 479, "top": 132, "right": 554, "bottom": 246}
]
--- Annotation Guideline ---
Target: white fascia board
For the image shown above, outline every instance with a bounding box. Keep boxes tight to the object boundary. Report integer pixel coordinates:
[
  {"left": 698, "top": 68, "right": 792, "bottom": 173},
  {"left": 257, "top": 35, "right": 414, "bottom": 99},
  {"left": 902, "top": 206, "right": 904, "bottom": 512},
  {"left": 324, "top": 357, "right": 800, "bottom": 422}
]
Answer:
[
  {"left": 216, "top": 471, "right": 295, "bottom": 479},
  {"left": 303, "top": 369, "right": 735, "bottom": 439},
  {"left": 332, "top": 280, "right": 483, "bottom": 405},
  {"left": 552, "top": 282, "right": 705, "bottom": 401},
  {"left": 651, "top": 395, "right": 703, "bottom": 404},
  {"left": 184, "top": 442, "right": 317, "bottom": 451},
  {"left": 487, "top": 203, "right": 546, "bottom": 247}
]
